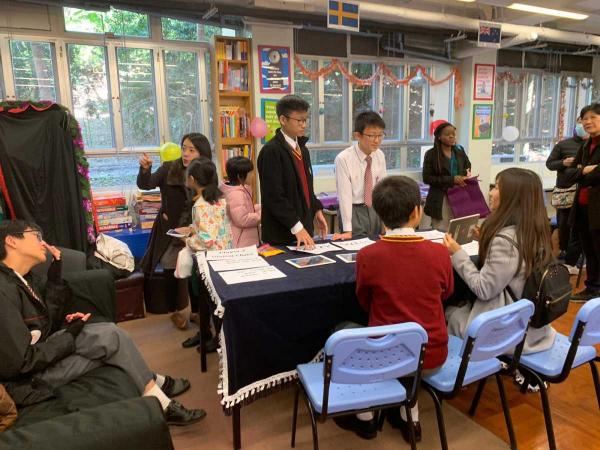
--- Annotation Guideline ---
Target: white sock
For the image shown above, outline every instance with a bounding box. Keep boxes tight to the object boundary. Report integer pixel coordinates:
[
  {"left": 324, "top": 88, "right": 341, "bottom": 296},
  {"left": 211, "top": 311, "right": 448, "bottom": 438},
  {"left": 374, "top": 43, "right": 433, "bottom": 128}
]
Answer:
[
  {"left": 356, "top": 412, "right": 374, "bottom": 421},
  {"left": 400, "top": 403, "right": 419, "bottom": 422},
  {"left": 155, "top": 374, "right": 166, "bottom": 388},
  {"left": 144, "top": 384, "right": 171, "bottom": 410}
]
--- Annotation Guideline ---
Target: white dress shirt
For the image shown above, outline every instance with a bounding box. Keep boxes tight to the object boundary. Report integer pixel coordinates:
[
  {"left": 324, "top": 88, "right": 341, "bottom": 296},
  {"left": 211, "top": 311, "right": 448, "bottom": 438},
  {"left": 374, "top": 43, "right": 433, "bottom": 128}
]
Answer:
[
  {"left": 385, "top": 227, "right": 416, "bottom": 236},
  {"left": 334, "top": 144, "right": 387, "bottom": 232},
  {"left": 280, "top": 130, "right": 305, "bottom": 235}
]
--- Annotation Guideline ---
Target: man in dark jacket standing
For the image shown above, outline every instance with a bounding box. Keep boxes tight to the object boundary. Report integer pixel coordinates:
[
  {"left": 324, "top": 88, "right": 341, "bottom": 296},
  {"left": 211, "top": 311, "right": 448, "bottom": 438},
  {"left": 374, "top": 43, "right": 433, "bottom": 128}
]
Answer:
[
  {"left": 0, "top": 220, "right": 205, "bottom": 425},
  {"left": 257, "top": 95, "right": 328, "bottom": 247},
  {"left": 546, "top": 121, "right": 585, "bottom": 270}
]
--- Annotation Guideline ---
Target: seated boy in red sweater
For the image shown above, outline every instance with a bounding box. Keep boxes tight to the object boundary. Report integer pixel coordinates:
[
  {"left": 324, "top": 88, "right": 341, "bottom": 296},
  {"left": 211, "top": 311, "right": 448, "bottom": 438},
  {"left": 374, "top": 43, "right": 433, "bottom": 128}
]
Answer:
[{"left": 356, "top": 175, "right": 454, "bottom": 442}]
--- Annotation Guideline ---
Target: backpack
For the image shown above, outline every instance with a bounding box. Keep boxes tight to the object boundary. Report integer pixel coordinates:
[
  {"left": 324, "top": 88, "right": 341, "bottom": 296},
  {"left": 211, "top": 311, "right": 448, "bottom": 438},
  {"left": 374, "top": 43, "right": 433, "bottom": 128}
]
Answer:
[{"left": 498, "top": 234, "right": 572, "bottom": 328}]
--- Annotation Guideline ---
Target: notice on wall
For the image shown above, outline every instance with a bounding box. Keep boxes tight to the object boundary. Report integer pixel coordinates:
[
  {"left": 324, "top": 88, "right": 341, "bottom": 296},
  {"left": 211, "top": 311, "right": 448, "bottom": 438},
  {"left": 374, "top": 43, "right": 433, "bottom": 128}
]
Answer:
[
  {"left": 261, "top": 98, "right": 279, "bottom": 144},
  {"left": 259, "top": 46, "right": 291, "bottom": 94},
  {"left": 472, "top": 104, "right": 493, "bottom": 140}
]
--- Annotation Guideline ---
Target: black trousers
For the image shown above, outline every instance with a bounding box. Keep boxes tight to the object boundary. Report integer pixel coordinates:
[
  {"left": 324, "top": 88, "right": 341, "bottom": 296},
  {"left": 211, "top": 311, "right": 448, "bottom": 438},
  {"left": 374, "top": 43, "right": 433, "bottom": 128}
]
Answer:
[
  {"left": 576, "top": 206, "right": 600, "bottom": 291},
  {"left": 557, "top": 208, "right": 581, "bottom": 265}
]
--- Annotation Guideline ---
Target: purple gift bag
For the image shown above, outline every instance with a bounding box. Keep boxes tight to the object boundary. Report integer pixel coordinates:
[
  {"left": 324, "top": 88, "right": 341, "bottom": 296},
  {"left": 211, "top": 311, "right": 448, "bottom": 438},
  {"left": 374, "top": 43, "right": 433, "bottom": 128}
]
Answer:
[{"left": 447, "top": 177, "right": 490, "bottom": 219}]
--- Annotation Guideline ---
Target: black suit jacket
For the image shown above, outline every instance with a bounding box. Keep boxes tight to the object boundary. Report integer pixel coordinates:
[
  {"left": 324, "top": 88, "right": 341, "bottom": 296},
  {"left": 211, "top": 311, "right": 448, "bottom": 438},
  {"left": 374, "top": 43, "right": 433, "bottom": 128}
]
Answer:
[
  {"left": 545, "top": 136, "right": 584, "bottom": 188},
  {"left": 257, "top": 129, "right": 323, "bottom": 245},
  {"left": 568, "top": 138, "right": 600, "bottom": 230},
  {"left": 422, "top": 145, "right": 471, "bottom": 220}
]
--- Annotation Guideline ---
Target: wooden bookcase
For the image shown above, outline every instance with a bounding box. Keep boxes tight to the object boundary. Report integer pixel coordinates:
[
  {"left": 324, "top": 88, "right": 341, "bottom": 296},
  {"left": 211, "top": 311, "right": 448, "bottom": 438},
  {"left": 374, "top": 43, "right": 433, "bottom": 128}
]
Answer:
[{"left": 211, "top": 36, "right": 257, "bottom": 196}]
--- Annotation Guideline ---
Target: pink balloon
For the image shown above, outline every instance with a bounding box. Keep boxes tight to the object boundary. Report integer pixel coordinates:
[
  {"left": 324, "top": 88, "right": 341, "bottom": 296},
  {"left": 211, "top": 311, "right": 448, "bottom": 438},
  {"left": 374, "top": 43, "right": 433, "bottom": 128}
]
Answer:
[{"left": 250, "top": 117, "right": 269, "bottom": 138}]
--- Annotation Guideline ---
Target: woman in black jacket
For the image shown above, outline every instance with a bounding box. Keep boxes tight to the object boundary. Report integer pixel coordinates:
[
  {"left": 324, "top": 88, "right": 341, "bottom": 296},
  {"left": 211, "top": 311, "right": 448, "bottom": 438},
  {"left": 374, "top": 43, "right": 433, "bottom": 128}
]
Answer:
[
  {"left": 569, "top": 104, "right": 600, "bottom": 302},
  {"left": 137, "top": 133, "right": 211, "bottom": 328},
  {"left": 422, "top": 122, "right": 471, "bottom": 231}
]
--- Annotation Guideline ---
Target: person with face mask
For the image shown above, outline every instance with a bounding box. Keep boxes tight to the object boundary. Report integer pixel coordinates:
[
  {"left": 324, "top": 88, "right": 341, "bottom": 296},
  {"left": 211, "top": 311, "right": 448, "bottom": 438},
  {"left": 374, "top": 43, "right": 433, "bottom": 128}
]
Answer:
[{"left": 546, "top": 117, "right": 586, "bottom": 272}]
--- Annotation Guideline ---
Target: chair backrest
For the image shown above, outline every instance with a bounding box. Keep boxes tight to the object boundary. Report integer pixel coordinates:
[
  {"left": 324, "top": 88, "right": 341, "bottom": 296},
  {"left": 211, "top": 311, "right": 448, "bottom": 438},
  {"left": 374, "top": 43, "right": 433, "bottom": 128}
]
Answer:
[
  {"left": 324, "top": 322, "right": 428, "bottom": 385},
  {"left": 569, "top": 297, "right": 600, "bottom": 346},
  {"left": 463, "top": 300, "right": 535, "bottom": 362}
]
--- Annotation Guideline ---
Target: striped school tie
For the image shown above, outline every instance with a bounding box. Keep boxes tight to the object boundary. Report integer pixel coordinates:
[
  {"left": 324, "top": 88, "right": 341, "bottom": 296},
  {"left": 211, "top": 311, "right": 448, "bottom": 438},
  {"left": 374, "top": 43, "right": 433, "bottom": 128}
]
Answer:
[{"left": 364, "top": 155, "right": 373, "bottom": 207}]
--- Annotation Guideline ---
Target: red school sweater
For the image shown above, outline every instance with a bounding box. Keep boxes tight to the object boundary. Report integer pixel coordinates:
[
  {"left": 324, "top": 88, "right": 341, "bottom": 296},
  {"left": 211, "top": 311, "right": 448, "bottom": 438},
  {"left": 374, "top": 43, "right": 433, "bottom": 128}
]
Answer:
[{"left": 356, "top": 235, "right": 454, "bottom": 369}]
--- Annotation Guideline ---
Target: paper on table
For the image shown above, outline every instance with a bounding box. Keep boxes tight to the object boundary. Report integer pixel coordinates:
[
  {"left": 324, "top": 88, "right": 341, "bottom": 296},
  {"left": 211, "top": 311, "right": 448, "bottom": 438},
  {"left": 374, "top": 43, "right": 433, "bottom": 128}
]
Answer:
[
  {"left": 415, "top": 230, "right": 446, "bottom": 240},
  {"left": 218, "top": 265, "right": 287, "bottom": 285},
  {"left": 205, "top": 245, "right": 258, "bottom": 261},
  {"left": 461, "top": 240, "right": 479, "bottom": 256},
  {"left": 286, "top": 243, "right": 341, "bottom": 255},
  {"left": 209, "top": 257, "right": 269, "bottom": 272},
  {"left": 331, "top": 237, "right": 375, "bottom": 251}
]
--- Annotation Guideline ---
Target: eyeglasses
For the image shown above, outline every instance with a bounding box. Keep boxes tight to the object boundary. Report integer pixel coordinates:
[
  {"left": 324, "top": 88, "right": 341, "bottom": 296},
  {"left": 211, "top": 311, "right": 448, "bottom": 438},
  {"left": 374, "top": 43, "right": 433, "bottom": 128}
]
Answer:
[
  {"left": 361, "top": 132, "right": 386, "bottom": 141},
  {"left": 23, "top": 230, "right": 43, "bottom": 242},
  {"left": 284, "top": 116, "right": 309, "bottom": 125}
]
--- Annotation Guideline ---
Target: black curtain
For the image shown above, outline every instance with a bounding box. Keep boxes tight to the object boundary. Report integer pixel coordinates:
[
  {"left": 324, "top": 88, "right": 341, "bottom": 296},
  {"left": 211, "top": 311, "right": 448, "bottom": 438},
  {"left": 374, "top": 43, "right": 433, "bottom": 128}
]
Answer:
[{"left": 0, "top": 106, "right": 89, "bottom": 252}]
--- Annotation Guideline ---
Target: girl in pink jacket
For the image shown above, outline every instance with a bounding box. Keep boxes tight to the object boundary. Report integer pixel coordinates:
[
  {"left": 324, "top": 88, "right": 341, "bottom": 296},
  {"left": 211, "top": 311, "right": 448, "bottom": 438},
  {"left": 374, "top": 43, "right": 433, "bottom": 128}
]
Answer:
[{"left": 220, "top": 156, "right": 261, "bottom": 248}]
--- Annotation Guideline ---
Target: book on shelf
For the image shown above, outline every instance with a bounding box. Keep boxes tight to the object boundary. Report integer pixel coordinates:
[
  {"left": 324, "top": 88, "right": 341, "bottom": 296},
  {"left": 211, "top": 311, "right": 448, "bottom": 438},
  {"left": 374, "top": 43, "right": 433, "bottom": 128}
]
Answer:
[
  {"left": 140, "top": 221, "right": 155, "bottom": 230},
  {"left": 93, "top": 196, "right": 126, "bottom": 207},
  {"left": 95, "top": 205, "right": 128, "bottom": 213},
  {"left": 221, "top": 145, "right": 252, "bottom": 175},
  {"left": 93, "top": 194, "right": 133, "bottom": 232},
  {"left": 97, "top": 216, "right": 133, "bottom": 226},
  {"left": 97, "top": 223, "right": 132, "bottom": 232},
  {"left": 217, "top": 61, "right": 249, "bottom": 91},
  {"left": 215, "top": 40, "right": 248, "bottom": 61},
  {"left": 219, "top": 106, "right": 249, "bottom": 138}
]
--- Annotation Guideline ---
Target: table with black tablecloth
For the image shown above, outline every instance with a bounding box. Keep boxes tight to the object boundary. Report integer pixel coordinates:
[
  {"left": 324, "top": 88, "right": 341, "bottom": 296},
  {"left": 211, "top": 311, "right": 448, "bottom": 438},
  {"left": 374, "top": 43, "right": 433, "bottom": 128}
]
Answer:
[{"left": 197, "top": 246, "right": 367, "bottom": 449}]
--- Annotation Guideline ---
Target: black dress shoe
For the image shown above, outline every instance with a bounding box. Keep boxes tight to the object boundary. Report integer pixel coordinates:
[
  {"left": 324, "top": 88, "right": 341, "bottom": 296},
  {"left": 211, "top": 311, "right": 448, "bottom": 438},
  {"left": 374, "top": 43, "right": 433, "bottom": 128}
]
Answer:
[
  {"left": 165, "top": 400, "right": 206, "bottom": 426},
  {"left": 387, "top": 408, "right": 421, "bottom": 443},
  {"left": 571, "top": 288, "right": 600, "bottom": 303},
  {"left": 161, "top": 376, "right": 190, "bottom": 397},
  {"left": 196, "top": 336, "right": 219, "bottom": 354},
  {"left": 182, "top": 332, "right": 201, "bottom": 348},
  {"left": 333, "top": 415, "right": 378, "bottom": 440}
]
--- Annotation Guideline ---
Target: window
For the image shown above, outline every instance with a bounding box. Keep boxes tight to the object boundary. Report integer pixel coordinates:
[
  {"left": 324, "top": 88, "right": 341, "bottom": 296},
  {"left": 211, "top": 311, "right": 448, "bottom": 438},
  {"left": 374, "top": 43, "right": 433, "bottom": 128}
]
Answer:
[
  {"left": 116, "top": 48, "right": 159, "bottom": 148},
  {"left": 407, "top": 66, "right": 428, "bottom": 140},
  {"left": 161, "top": 17, "right": 235, "bottom": 42},
  {"left": 164, "top": 50, "right": 202, "bottom": 145},
  {"left": 381, "top": 65, "right": 403, "bottom": 141},
  {"left": 64, "top": 7, "right": 150, "bottom": 37},
  {"left": 87, "top": 154, "right": 160, "bottom": 190},
  {"left": 293, "top": 58, "right": 318, "bottom": 142},
  {"left": 67, "top": 44, "right": 114, "bottom": 149},
  {"left": 10, "top": 40, "right": 58, "bottom": 101},
  {"left": 351, "top": 62, "right": 375, "bottom": 120},
  {"left": 324, "top": 63, "right": 348, "bottom": 142}
]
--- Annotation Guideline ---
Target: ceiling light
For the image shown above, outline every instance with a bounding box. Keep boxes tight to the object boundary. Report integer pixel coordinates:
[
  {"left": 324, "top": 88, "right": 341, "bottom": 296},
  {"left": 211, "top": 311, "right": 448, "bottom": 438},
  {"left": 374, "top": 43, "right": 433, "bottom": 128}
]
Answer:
[{"left": 507, "top": 3, "right": 588, "bottom": 20}]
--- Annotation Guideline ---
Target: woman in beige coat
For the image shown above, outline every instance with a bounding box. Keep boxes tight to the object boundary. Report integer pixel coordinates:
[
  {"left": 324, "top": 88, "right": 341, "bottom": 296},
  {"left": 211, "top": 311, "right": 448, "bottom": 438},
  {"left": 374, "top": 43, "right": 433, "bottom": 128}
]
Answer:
[{"left": 444, "top": 168, "right": 556, "bottom": 354}]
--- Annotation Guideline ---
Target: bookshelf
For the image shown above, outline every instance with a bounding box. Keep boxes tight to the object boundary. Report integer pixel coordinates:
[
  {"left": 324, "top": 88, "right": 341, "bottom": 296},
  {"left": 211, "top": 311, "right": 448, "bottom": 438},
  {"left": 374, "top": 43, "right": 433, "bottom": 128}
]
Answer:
[{"left": 212, "top": 36, "right": 257, "bottom": 197}]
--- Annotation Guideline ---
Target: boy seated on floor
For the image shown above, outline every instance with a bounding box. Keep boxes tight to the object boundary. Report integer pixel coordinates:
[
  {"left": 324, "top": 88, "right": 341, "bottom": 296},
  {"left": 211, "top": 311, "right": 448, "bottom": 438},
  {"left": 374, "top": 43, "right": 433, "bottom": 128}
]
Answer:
[{"left": 336, "top": 176, "right": 454, "bottom": 442}]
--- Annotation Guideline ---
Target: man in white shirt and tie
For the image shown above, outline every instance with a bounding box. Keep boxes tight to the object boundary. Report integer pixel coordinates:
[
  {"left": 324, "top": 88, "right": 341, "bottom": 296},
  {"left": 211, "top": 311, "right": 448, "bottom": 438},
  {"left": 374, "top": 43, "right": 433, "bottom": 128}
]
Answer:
[{"left": 333, "top": 111, "right": 387, "bottom": 240}]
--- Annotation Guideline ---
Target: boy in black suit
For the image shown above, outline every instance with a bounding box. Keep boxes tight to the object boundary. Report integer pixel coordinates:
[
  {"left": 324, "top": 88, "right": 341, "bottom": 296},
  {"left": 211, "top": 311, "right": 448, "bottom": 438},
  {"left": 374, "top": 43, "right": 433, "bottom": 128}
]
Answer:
[{"left": 257, "top": 95, "right": 328, "bottom": 248}]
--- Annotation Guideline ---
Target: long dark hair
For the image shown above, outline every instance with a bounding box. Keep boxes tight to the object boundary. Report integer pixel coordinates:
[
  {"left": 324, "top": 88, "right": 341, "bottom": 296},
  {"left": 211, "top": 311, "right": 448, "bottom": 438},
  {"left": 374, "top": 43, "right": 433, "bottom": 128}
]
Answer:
[
  {"left": 479, "top": 168, "right": 553, "bottom": 277},
  {"left": 186, "top": 159, "right": 222, "bottom": 204},
  {"left": 432, "top": 122, "right": 456, "bottom": 174},
  {"left": 181, "top": 133, "right": 212, "bottom": 160}
]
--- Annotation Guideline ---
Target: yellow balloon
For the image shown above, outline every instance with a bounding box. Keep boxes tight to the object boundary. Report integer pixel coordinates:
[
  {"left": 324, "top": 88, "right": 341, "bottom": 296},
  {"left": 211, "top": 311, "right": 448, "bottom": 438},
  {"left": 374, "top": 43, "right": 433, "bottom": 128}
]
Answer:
[{"left": 159, "top": 142, "right": 181, "bottom": 163}]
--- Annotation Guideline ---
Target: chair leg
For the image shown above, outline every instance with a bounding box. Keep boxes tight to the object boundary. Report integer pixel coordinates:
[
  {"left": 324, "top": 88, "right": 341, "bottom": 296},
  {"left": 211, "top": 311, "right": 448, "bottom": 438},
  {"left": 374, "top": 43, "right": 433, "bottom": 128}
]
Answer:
[
  {"left": 377, "top": 409, "right": 386, "bottom": 432},
  {"left": 496, "top": 374, "right": 517, "bottom": 450},
  {"left": 590, "top": 361, "right": 600, "bottom": 410},
  {"left": 200, "top": 337, "right": 207, "bottom": 373},
  {"left": 405, "top": 402, "right": 418, "bottom": 450},
  {"left": 291, "top": 385, "right": 300, "bottom": 448},
  {"left": 232, "top": 404, "right": 241, "bottom": 450},
  {"left": 469, "top": 378, "right": 487, "bottom": 416},
  {"left": 302, "top": 391, "right": 319, "bottom": 450},
  {"left": 425, "top": 385, "right": 448, "bottom": 450},
  {"left": 525, "top": 369, "right": 556, "bottom": 450}
]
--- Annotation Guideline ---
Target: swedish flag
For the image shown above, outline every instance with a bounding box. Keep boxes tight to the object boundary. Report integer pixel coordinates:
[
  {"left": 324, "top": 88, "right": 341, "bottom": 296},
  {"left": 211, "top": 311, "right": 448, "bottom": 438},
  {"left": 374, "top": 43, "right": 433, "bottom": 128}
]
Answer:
[{"left": 328, "top": 0, "right": 360, "bottom": 31}]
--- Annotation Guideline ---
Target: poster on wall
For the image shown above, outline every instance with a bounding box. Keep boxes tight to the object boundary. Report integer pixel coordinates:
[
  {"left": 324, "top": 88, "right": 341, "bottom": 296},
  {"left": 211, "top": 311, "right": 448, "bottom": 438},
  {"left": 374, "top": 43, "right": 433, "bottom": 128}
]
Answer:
[
  {"left": 472, "top": 104, "right": 493, "bottom": 140},
  {"left": 261, "top": 98, "right": 280, "bottom": 144},
  {"left": 473, "top": 64, "right": 495, "bottom": 101},
  {"left": 259, "top": 46, "right": 291, "bottom": 94}
]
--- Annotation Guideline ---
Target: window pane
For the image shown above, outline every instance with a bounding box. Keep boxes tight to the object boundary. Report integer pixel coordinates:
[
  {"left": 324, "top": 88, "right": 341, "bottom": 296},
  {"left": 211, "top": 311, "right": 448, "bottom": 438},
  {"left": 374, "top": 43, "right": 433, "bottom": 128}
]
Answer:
[
  {"left": 10, "top": 40, "right": 57, "bottom": 101},
  {"left": 351, "top": 63, "right": 374, "bottom": 120},
  {"left": 382, "top": 65, "right": 403, "bottom": 141},
  {"left": 324, "top": 63, "right": 347, "bottom": 142},
  {"left": 117, "top": 48, "right": 158, "bottom": 148},
  {"left": 204, "top": 52, "right": 214, "bottom": 144},
  {"left": 493, "top": 80, "right": 505, "bottom": 140},
  {"left": 505, "top": 82, "right": 519, "bottom": 128},
  {"left": 540, "top": 75, "right": 557, "bottom": 138},
  {"left": 294, "top": 59, "right": 318, "bottom": 143},
  {"left": 88, "top": 154, "right": 160, "bottom": 190},
  {"left": 64, "top": 7, "right": 149, "bottom": 37},
  {"left": 520, "top": 141, "right": 551, "bottom": 163},
  {"left": 408, "top": 66, "right": 427, "bottom": 140},
  {"left": 164, "top": 50, "right": 202, "bottom": 144},
  {"left": 68, "top": 44, "right": 114, "bottom": 149},
  {"left": 161, "top": 18, "right": 235, "bottom": 42},
  {"left": 492, "top": 143, "right": 515, "bottom": 164},
  {"left": 523, "top": 74, "right": 539, "bottom": 138},
  {"left": 407, "top": 144, "right": 430, "bottom": 170},
  {"left": 381, "top": 145, "right": 401, "bottom": 170}
]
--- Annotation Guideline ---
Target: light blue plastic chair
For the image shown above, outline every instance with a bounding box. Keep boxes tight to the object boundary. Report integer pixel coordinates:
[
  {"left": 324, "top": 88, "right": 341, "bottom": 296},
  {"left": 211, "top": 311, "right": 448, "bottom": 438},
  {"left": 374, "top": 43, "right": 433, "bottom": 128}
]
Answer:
[
  {"left": 290, "top": 322, "right": 428, "bottom": 450},
  {"left": 423, "top": 300, "right": 535, "bottom": 450},
  {"left": 508, "top": 297, "right": 600, "bottom": 450}
]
